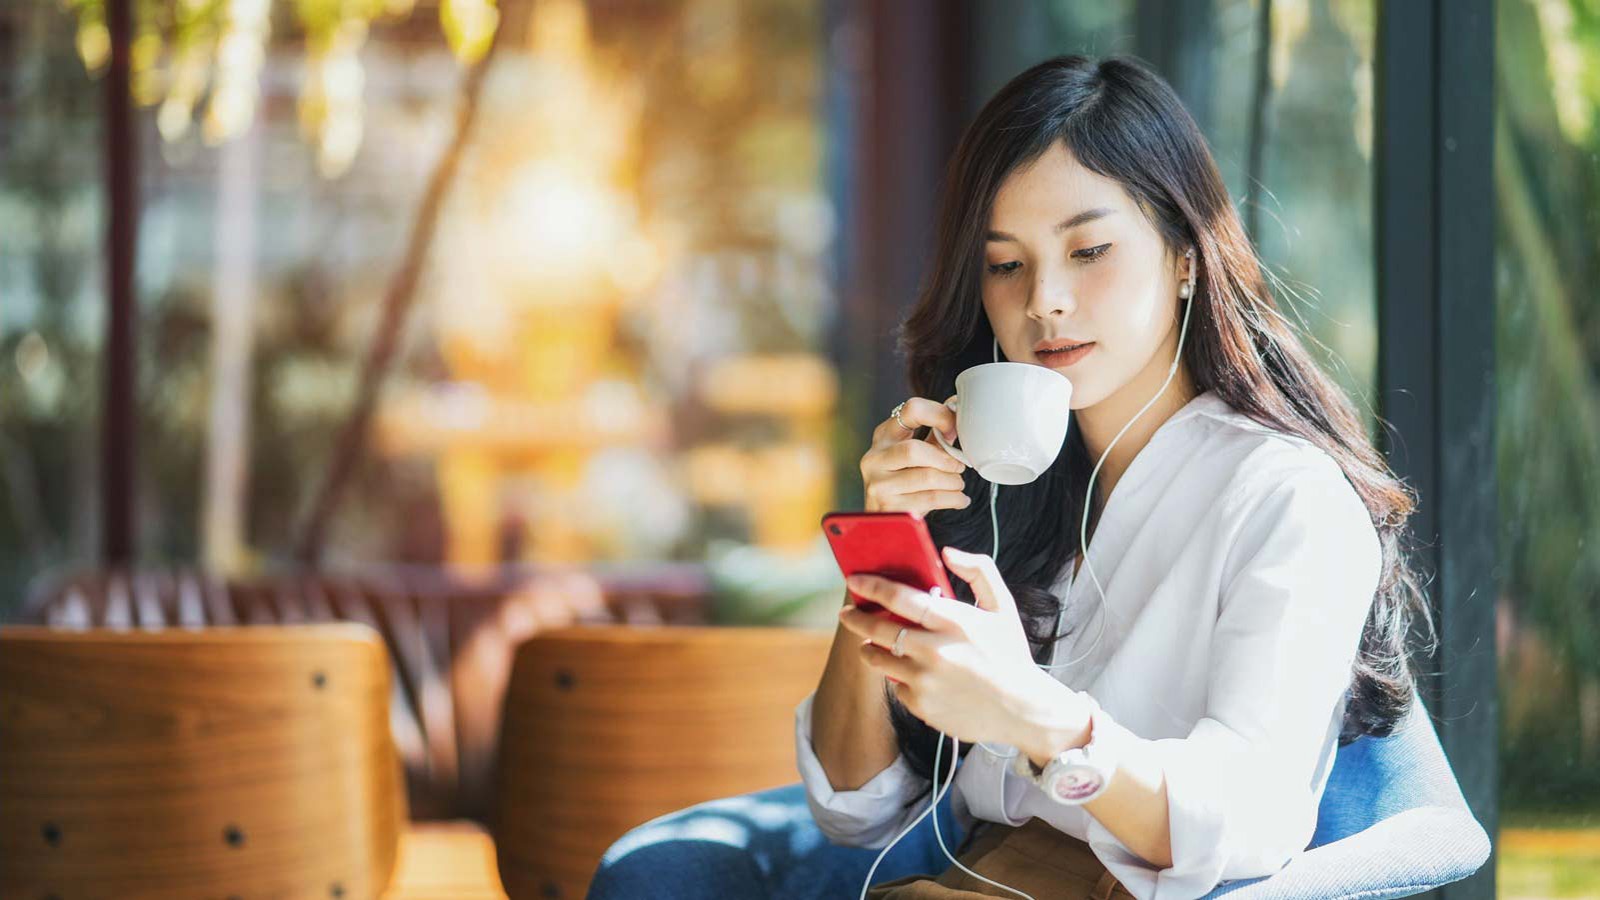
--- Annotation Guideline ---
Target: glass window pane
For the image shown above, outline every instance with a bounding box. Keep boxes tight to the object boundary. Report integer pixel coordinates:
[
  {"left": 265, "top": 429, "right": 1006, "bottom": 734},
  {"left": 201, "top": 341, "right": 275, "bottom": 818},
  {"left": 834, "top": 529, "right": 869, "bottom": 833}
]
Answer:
[
  {"left": 60, "top": 0, "right": 846, "bottom": 625},
  {"left": 1495, "top": 0, "right": 1600, "bottom": 896},
  {"left": 971, "top": 0, "right": 1380, "bottom": 439},
  {"left": 0, "top": 5, "right": 105, "bottom": 619},
  {"left": 1210, "top": 0, "right": 1378, "bottom": 432}
]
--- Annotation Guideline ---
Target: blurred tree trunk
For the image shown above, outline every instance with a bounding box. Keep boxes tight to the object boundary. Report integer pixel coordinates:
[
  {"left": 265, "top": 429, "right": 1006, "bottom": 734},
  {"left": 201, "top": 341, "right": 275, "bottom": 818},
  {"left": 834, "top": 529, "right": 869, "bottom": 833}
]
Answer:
[
  {"left": 293, "top": 24, "right": 503, "bottom": 566},
  {"left": 102, "top": 0, "right": 137, "bottom": 565},
  {"left": 203, "top": 116, "right": 260, "bottom": 573}
]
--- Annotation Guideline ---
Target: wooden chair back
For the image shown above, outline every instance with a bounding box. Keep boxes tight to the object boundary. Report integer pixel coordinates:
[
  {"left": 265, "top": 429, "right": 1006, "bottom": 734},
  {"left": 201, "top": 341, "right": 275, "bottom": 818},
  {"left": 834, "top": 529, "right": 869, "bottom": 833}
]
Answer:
[
  {"left": 0, "top": 624, "right": 406, "bottom": 898},
  {"left": 493, "top": 625, "right": 832, "bottom": 900}
]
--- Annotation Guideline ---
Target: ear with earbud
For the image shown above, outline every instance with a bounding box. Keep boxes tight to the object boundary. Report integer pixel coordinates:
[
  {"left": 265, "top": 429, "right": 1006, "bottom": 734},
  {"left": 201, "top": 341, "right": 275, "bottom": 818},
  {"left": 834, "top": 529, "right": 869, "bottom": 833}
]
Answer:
[{"left": 1178, "top": 248, "right": 1196, "bottom": 299}]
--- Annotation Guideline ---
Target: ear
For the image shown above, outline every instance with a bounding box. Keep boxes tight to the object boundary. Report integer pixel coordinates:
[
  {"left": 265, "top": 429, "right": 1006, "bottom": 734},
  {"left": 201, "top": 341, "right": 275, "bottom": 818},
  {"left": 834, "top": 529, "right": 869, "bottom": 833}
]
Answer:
[{"left": 1174, "top": 246, "right": 1195, "bottom": 283}]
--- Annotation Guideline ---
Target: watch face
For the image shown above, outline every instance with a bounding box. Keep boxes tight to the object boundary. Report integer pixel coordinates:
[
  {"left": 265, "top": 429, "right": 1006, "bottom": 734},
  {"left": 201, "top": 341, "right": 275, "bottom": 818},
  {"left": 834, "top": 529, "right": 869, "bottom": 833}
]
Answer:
[{"left": 1050, "top": 767, "right": 1104, "bottom": 803}]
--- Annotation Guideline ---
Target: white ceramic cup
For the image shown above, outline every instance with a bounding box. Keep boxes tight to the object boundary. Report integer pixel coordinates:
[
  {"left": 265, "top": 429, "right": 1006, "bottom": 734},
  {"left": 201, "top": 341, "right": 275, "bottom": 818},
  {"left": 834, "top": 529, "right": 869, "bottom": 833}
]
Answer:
[{"left": 932, "top": 362, "right": 1074, "bottom": 485}]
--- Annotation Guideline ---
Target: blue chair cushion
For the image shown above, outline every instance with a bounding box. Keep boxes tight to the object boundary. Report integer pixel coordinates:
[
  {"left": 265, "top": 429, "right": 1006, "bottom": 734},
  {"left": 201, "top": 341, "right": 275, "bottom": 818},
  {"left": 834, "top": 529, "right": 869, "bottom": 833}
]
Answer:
[{"left": 1204, "top": 686, "right": 1491, "bottom": 898}]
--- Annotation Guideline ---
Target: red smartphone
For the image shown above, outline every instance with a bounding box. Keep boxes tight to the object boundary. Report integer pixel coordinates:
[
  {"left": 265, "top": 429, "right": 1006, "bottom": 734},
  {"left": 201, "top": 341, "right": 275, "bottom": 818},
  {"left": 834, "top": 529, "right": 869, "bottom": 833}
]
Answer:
[{"left": 821, "top": 511, "right": 958, "bottom": 627}]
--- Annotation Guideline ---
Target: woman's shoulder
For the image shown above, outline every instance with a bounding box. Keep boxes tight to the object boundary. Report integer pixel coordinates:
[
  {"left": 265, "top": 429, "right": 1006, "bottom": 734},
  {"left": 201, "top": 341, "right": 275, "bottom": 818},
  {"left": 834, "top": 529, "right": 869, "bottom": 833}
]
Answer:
[
  {"left": 1186, "top": 392, "right": 1372, "bottom": 532},
  {"left": 1187, "top": 393, "right": 1380, "bottom": 580},
  {"left": 1186, "top": 391, "right": 1346, "bottom": 481}
]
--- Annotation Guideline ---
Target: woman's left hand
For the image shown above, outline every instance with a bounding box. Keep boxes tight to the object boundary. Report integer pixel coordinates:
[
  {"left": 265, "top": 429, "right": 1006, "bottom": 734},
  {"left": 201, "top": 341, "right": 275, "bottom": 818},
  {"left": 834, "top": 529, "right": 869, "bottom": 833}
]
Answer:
[{"left": 838, "top": 545, "right": 1053, "bottom": 748}]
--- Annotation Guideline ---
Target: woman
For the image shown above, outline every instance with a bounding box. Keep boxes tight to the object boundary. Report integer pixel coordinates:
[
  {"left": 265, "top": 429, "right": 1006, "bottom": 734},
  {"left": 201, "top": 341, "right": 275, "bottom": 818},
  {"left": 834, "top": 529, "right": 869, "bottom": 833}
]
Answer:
[{"left": 588, "top": 54, "right": 1432, "bottom": 900}]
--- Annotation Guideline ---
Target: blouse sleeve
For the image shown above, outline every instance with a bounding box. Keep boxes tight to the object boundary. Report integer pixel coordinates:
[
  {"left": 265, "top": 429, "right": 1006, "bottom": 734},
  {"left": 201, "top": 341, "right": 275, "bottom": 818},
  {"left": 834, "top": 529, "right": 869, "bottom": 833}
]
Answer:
[
  {"left": 1085, "top": 459, "right": 1384, "bottom": 899},
  {"left": 794, "top": 690, "right": 930, "bottom": 849}
]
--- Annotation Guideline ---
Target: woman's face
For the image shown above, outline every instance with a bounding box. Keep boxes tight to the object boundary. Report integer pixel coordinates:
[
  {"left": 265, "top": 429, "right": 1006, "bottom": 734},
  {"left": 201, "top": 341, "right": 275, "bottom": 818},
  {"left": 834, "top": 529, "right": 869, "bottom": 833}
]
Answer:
[{"left": 981, "top": 141, "right": 1190, "bottom": 410}]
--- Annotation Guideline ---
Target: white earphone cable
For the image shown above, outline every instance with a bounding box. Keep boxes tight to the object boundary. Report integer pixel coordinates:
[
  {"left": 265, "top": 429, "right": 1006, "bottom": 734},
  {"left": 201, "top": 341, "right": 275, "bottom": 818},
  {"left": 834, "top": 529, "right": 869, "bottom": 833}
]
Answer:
[{"left": 1038, "top": 252, "right": 1198, "bottom": 672}]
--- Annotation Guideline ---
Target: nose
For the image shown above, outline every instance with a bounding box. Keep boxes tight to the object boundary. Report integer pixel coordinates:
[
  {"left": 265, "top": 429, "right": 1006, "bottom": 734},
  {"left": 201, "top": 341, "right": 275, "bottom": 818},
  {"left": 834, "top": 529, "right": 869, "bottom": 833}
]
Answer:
[{"left": 1024, "top": 265, "right": 1074, "bottom": 320}]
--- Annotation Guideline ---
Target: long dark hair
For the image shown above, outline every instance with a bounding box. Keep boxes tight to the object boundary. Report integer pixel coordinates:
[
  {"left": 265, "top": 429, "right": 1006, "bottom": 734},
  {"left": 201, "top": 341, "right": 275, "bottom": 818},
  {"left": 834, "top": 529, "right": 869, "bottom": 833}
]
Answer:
[{"left": 888, "top": 54, "right": 1436, "bottom": 814}]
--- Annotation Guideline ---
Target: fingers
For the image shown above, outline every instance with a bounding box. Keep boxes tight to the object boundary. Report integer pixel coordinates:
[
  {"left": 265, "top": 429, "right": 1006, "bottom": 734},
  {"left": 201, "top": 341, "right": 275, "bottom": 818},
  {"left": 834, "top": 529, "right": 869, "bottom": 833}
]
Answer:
[
  {"left": 863, "top": 468, "right": 968, "bottom": 512},
  {"left": 864, "top": 491, "right": 970, "bottom": 520},
  {"left": 860, "top": 439, "right": 971, "bottom": 515},
  {"left": 895, "top": 491, "right": 975, "bottom": 519},
  {"left": 885, "top": 438, "right": 967, "bottom": 475},
  {"left": 845, "top": 574, "right": 970, "bottom": 632},
  {"left": 872, "top": 397, "right": 959, "bottom": 448},
  {"left": 941, "top": 546, "right": 1009, "bottom": 612},
  {"left": 860, "top": 440, "right": 965, "bottom": 496},
  {"left": 838, "top": 603, "right": 925, "bottom": 654},
  {"left": 858, "top": 640, "right": 919, "bottom": 682}
]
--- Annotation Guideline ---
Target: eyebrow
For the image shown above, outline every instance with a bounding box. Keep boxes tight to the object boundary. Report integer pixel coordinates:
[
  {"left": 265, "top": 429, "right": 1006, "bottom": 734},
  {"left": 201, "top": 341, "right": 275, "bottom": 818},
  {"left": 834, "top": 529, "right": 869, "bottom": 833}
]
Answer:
[{"left": 985, "top": 207, "right": 1117, "bottom": 242}]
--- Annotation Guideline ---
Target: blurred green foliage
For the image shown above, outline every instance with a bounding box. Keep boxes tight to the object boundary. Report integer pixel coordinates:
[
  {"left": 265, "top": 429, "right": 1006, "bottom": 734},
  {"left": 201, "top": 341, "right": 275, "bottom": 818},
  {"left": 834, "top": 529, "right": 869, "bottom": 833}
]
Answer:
[{"left": 1495, "top": 0, "right": 1600, "bottom": 812}]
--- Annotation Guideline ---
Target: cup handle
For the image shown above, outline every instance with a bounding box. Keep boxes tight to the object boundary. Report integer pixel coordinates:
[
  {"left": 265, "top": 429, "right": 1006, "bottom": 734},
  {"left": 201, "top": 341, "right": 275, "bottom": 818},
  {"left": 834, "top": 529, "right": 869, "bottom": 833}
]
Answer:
[{"left": 932, "top": 398, "right": 970, "bottom": 467}]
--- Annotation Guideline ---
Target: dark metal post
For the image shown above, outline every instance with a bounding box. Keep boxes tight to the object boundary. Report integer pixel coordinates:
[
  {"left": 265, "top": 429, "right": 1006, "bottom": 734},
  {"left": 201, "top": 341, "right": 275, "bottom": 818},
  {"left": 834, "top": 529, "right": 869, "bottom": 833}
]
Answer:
[{"left": 1375, "top": 1, "right": 1497, "bottom": 897}]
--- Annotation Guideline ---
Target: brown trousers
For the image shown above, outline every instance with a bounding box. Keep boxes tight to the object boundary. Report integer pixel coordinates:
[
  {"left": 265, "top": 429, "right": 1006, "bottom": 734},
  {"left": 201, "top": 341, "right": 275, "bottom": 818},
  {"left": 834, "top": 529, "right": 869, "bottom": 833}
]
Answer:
[{"left": 866, "top": 817, "right": 1137, "bottom": 900}]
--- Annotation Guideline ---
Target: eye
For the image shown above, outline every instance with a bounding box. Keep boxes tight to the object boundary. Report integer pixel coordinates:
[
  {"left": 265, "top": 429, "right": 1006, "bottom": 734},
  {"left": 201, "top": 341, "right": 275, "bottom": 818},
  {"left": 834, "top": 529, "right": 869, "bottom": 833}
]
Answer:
[
  {"left": 1073, "top": 243, "right": 1112, "bottom": 262},
  {"left": 986, "top": 261, "right": 1022, "bottom": 278}
]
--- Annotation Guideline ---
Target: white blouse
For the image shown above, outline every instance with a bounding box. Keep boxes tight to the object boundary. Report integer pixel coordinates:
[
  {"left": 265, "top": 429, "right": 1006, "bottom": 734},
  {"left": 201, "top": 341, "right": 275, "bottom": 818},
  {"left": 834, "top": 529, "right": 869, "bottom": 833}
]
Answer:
[{"left": 794, "top": 389, "right": 1383, "bottom": 899}]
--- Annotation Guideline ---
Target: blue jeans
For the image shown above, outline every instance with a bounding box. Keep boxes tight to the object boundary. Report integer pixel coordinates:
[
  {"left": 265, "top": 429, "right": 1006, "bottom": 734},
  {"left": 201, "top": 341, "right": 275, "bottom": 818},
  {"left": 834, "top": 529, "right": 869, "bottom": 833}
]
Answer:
[{"left": 587, "top": 781, "right": 969, "bottom": 899}]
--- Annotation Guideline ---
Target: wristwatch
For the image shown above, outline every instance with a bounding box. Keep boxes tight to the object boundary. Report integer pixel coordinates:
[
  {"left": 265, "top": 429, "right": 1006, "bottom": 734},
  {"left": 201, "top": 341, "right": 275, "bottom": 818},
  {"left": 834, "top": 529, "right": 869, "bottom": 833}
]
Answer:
[{"left": 1009, "top": 692, "right": 1118, "bottom": 805}]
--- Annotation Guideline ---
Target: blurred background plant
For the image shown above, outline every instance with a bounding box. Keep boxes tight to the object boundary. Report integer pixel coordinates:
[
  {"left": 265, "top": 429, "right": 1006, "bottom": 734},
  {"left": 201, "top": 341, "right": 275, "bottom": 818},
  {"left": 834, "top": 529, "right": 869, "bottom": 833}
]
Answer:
[
  {"left": 60, "top": 0, "right": 500, "bottom": 176},
  {"left": 1492, "top": 2, "right": 1600, "bottom": 894}
]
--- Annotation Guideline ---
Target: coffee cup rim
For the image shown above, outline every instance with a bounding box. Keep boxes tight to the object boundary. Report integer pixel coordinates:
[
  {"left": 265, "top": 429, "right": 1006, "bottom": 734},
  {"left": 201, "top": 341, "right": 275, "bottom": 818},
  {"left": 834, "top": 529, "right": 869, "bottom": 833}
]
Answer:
[{"left": 954, "top": 361, "right": 1073, "bottom": 389}]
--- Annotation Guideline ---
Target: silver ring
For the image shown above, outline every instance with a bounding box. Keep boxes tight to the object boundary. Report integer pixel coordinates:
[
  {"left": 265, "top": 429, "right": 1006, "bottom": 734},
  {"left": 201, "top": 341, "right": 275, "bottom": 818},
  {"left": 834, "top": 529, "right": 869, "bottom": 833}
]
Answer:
[
  {"left": 891, "top": 626, "right": 908, "bottom": 658},
  {"left": 891, "top": 401, "right": 914, "bottom": 433}
]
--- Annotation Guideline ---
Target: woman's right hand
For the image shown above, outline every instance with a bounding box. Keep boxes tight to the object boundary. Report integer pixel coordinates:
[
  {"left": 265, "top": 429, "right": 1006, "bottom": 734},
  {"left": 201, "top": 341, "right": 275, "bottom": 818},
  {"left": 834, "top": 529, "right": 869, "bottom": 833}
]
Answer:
[{"left": 860, "top": 396, "right": 971, "bottom": 518}]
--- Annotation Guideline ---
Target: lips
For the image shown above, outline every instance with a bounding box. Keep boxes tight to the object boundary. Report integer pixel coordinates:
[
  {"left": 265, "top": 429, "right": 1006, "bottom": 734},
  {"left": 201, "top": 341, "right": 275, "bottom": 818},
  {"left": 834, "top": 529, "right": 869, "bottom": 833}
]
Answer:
[
  {"left": 1033, "top": 338, "right": 1094, "bottom": 354},
  {"left": 1036, "top": 341, "right": 1096, "bottom": 368}
]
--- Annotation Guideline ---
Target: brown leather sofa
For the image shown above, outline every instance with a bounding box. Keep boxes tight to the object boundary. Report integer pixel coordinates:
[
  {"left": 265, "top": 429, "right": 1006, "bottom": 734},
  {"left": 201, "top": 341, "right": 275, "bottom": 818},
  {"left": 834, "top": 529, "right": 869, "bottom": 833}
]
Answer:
[{"left": 12, "top": 563, "right": 711, "bottom": 826}]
